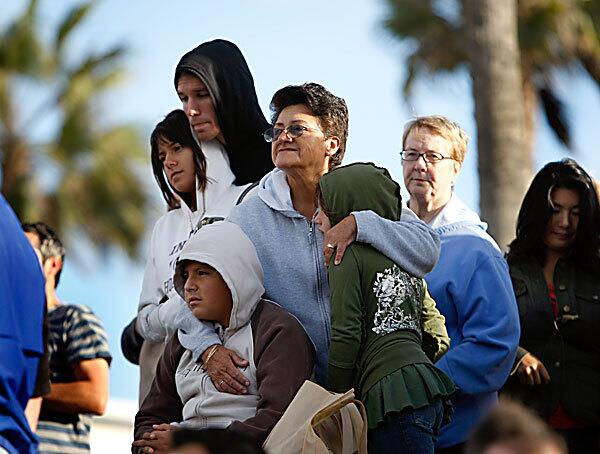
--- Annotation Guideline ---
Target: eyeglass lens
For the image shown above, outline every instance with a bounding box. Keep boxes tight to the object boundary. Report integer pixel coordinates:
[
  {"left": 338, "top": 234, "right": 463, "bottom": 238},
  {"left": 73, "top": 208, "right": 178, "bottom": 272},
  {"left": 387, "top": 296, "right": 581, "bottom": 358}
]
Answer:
[
  {"left": 402, "top": 151, "right": 444, "bottom": 162},
  {"left": 264, "top": 125, "right": 306, "bottom": 142}
]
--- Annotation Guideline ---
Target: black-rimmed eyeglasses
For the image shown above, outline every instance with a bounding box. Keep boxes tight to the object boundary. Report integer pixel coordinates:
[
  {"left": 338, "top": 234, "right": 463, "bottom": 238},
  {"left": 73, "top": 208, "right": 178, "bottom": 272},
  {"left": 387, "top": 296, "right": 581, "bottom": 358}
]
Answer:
[{"left": 400, "top": 150, "right": 455, "bottom": 163}]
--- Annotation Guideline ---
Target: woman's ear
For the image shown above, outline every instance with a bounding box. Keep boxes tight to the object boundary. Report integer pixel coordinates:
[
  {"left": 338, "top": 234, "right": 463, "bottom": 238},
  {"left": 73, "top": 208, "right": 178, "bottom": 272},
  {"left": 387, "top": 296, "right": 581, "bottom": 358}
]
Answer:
[
  {"left": 325, "top": 136, "right": 340, "bottom": 156},
  {"left": 451, "top": 160, "right": 463, "bottom": 186},
  {"left": 453, "top": 160, "right": 462, "bottom": 177}
]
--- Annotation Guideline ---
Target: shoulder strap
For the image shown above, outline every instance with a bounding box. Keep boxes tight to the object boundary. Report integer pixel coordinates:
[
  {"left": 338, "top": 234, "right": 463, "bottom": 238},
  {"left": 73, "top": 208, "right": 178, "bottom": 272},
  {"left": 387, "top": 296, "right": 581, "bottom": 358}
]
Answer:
[
  {"left": 236, "top": 181, "right": 258, "bottom": 205},
  {"left": 193, "top": 182, "right": 258, "bottom": 232}
]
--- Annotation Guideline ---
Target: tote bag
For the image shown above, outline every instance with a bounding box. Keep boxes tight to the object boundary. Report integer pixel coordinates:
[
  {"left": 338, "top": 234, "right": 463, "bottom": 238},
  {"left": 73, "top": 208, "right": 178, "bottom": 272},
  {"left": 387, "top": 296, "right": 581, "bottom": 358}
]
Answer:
[{"left": 263, "top": 380, "right": 367, "bottom": 454}]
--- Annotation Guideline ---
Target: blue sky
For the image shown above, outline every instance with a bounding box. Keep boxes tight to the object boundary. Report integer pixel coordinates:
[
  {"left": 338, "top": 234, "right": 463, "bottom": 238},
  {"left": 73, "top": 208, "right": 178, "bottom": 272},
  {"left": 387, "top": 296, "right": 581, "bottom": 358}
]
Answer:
[{"left": 3, "top": 0, "right": 599, "bottom": 401}]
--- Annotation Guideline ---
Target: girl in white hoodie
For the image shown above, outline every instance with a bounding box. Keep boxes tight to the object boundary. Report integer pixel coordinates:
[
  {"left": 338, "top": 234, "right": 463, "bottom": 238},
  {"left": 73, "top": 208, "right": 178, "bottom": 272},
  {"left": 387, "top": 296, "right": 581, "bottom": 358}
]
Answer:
[{"left": 131, "top": 110, "right": 254, "bottom": 402}]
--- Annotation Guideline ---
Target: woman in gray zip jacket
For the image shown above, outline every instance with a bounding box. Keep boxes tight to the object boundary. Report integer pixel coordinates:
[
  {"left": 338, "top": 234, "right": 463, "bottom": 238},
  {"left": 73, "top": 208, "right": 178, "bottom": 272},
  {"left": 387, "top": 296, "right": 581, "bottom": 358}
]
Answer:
[{"left": 176, "top": 83, "right": 441, "bottom": 393}]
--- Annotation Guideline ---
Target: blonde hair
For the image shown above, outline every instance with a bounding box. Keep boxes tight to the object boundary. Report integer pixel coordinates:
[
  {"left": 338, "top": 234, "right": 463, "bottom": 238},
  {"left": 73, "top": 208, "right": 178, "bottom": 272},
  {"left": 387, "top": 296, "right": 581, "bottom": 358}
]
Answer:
[{"left": 402, "top": 115, "right": 468, "bottom": 164}]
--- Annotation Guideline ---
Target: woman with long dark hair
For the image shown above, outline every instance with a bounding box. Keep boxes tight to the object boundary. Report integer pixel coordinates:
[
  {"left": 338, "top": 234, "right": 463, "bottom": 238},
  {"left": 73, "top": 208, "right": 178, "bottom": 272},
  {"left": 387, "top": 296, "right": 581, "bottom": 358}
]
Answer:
[
  {"left": 150, "top": 109, "right": 208, "bottom": 210},
  {"left": 131, "top": 109, "right": 257, "bottom": 403},
  {"left": 503, "top": 158, "right": 600, "bottom": 453}
]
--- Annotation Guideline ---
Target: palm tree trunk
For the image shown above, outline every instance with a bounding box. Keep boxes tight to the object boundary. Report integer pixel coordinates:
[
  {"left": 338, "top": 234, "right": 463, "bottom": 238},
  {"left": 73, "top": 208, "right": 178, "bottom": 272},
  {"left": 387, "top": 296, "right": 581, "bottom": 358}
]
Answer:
[
  {"left": 522, "top": 76, "right": 538, "bottom": 171},
  {"left": 464, "top": 0, "right": 533, "bottom": 250}
]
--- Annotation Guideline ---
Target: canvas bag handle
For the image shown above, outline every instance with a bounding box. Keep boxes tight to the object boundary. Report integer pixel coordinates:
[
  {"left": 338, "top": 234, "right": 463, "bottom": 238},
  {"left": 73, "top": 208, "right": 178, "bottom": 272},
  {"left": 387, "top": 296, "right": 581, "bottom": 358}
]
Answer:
[
  {"left": 310, "top": 391, "right": 368, "bottom": 454},
  {"left": 344, "top": 399, "right": 368, "bottom": 453}
]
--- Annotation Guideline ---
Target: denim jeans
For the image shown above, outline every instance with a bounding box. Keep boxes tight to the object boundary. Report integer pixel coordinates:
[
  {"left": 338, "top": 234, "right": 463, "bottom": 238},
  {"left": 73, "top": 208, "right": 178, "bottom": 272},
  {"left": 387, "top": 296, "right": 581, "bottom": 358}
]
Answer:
[{"left": 370, "top": 399, "right": 444, "bottom": 454}]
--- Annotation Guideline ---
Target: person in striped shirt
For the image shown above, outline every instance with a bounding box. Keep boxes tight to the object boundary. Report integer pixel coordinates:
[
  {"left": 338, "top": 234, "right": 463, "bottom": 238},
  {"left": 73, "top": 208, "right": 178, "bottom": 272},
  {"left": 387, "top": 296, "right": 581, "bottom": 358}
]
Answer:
[{"left": 23, "top": 222, "right": 112, "bottom": 454}]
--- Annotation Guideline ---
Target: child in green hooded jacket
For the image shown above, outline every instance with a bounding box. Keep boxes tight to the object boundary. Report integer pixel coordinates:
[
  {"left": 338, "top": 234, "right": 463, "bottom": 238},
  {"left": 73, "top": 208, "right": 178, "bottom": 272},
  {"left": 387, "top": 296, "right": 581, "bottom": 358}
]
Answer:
[{"left": 316, "top": 162, "right": 455, "bottom": 454}]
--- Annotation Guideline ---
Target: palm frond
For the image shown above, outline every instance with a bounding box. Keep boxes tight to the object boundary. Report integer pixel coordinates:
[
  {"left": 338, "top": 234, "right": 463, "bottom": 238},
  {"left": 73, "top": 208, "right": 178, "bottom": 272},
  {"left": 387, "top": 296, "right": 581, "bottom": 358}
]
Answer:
[
  {"left": 0, "top": 0, "right": 44, "bottom": 77},
  {"left": 56, "top": 46, "right": 126, "bottom": 109},
  {"left": 539, "top": 84, "right": 571, "bottom": 149},
  {"left": 383, "top": 0, "right": 467, "bottom": 98},
  {"left": 383, "top": 0, "right": 440, "bottom": 39},
  {"left": 403, "top": 54, "right": 420, "bottom": 98},
  {"left": 73, "top": 46, "right": 126, "bottom": 77},
  {"left": 55, "top": 1, "right": 95, "bottom": 53},
  {"left": 54, "top": 107, "right": 93, "bottom": 159},
  {"left": 44, "top": 122, "right": 148, "bottom": 258},
  {"left": 569, "top": 5, "right": 600, "bottom": 88},
  {"left": 1, "top": 1, "right": 148, "bottom": 258}
]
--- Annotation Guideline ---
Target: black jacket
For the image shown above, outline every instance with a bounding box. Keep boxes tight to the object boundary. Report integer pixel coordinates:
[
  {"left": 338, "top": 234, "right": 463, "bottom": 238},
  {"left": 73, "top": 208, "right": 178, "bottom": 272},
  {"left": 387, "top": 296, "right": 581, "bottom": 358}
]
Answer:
[
  {"left": 502, "top": 256, "right": 600, "bottom": 425},
  {"left": 174, "top": 39, "right": 273, "bottom": 185}
]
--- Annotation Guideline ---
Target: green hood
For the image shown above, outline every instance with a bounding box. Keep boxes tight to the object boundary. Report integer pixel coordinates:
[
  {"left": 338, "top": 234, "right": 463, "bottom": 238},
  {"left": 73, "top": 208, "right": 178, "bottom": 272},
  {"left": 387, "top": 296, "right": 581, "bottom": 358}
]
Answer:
[{"left": 319, "top": 162, "right": 402, "bottom": 226}]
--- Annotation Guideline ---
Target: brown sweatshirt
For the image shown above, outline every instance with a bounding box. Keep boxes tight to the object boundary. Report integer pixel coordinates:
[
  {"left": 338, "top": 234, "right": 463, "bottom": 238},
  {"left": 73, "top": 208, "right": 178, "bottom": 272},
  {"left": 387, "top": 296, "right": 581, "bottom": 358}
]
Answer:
[{"left": 133, "top": 300, "right": 314, "bottom": 450}]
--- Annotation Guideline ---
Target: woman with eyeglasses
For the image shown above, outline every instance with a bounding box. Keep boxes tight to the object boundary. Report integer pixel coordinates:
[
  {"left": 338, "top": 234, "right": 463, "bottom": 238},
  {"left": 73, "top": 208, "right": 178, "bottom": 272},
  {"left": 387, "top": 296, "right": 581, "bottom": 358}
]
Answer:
[
  {"left": 401, "top": 115, "right": 520, "bottom": 454},
  {"left": 502, "top": 159, "right": 600, "bottom": 454},
  {"left": 123, "top": 40, "right": 273, "bottom": 404},
  {"left": 176, "top": 83, "right": 441, "bottom": 394}
]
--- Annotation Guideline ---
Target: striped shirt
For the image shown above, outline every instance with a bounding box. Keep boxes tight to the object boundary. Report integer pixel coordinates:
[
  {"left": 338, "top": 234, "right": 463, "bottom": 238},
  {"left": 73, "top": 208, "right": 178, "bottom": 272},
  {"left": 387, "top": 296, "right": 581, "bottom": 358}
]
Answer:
[{"left": 37, "top": 304, "right": 111, "bottom": 454}]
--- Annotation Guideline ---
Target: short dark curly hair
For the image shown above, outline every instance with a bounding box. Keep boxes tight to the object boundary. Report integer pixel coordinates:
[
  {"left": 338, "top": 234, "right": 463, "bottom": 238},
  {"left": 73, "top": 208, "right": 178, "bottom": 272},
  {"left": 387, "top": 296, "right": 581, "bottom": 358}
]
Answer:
[{"left": 269, "top": 83, "right": 348, "bottom": 170}]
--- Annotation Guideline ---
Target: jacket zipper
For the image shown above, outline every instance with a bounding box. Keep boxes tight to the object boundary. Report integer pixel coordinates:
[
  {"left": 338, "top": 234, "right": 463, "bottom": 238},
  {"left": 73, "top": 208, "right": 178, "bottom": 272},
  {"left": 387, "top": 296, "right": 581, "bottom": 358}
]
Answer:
[{"left": 308, "top": 218, "right": 331, "bottom": 342}]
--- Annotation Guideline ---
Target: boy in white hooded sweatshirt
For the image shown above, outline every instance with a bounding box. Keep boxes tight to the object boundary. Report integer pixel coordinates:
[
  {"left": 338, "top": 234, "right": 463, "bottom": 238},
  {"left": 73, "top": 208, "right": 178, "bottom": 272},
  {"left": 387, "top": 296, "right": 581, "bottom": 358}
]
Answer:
[{"left": 132, "top": 222, "right": 314, "bottom": 453}]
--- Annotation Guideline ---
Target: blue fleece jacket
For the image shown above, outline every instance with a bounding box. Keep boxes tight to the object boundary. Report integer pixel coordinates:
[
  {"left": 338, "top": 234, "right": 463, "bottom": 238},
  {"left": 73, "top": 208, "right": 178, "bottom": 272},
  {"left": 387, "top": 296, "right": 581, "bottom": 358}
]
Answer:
[
  {"left": 0, "top": 195, "right": 45, "bottom": 454},
  {"left": 176, "top": 168, "right": 440, "bottom": 383},
  {"left": 423, "top": 195, "right": 519, "bottom": 448}
]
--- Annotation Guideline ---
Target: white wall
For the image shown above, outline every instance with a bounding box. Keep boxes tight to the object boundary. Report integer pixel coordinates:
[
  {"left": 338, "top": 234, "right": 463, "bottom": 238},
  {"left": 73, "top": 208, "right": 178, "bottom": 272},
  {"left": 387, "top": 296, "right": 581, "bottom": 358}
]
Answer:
[{"left": 90, "top": 399, "right": 137, "bottom": 453}]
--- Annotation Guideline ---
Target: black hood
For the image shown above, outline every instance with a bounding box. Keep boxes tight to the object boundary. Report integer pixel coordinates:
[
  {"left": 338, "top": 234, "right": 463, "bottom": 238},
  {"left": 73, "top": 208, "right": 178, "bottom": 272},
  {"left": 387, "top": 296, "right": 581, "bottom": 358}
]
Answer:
[{"left": 175, "top": 39, "right": 273, "bottom": 185}]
